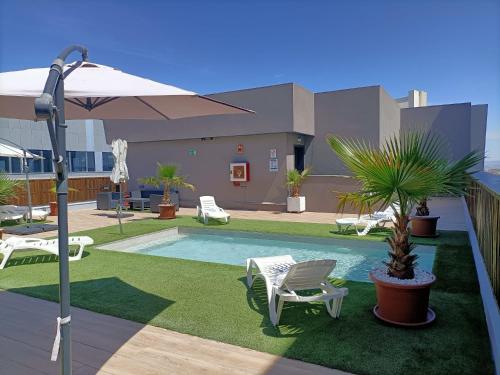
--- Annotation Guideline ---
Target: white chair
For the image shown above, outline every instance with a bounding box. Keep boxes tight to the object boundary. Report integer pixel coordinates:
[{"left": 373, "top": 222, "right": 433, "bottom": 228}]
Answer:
[
  {"left": 0, "top": 236, "right": 94, "bottom": 269},
  {"left": 246, "top": 255, "right": 348, "bottom": 326},
  {"left": 197, "top": 196, "right": 230, "bottom": 224},
  {"left": 0, "top": 205, "right": 49, "bottom": 222},
  {"left": 354, "top": 204, "right": 399, "bottom": 236}
]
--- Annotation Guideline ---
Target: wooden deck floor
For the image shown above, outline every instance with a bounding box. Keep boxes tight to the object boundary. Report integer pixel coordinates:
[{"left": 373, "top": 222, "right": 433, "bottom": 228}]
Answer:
[{"left": 0, "top": 291, "right": 352, "bottom": 375}]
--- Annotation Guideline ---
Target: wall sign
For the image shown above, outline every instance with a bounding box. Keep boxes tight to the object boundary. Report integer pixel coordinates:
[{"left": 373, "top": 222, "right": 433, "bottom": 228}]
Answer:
[
  {"left": 270, "top": 149, "right": 277, "bottom": 158},
  {"left": 230, "top": 162, "right": 250, "bottom": 182},
  {"left": 269, "top": 158, "right": 278, "bottom": 172},
  {"left": 237, "top": 144, "right": 244, "bottom": 153},
  {"left": 188, "top": 149, "right": 197, "bottom": 156}
]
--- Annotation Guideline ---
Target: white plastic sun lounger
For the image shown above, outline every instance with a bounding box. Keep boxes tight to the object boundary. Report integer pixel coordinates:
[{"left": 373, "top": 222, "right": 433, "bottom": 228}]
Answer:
[
  {"left": 0, "top": 206, "right": 24, "bottom": 223},
  {"left": 356, "top": 205, "right": 398, "bottom": 236},
  {"left": 0, "top": 236, "right": 94, "bottom": 269},
  {"left": 246, "top": 255, "right": 348, "bottom": 326},
  {"left": 197, "top": 196, "right": 230, "bottom": 224},
  {"left": 0, "top": 205, "right": 49, "bottom": 221}
]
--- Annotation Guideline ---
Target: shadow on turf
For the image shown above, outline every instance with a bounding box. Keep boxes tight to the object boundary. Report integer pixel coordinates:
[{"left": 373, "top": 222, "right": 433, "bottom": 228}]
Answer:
[{"left": 2, "top": 250, "right": 90, "bottom": 269}]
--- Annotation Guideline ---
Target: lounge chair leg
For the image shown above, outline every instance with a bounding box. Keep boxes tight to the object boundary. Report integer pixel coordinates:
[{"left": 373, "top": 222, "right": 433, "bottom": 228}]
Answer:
[
  {"left": 0, "top": 249, "right": 13, "bottom": 269},
  {"left": 276, "top": 298, "right": 285, "bottom": 324},
  {"left": 246, "top": 259, "right": 254, "bottom": 287},
  {"left": 269, "top": 291, "right": 279, "bottom": 326}
]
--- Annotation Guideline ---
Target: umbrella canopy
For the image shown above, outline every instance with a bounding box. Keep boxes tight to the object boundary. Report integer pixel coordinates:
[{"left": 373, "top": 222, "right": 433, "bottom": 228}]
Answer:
[
  {"left": 0, "top": 62, "right": 251, "bottom": 120},
  {"left": 0, "top": 143, "right": 42, "bottom": 159},
  {"left": 110, "top": 139, "right": 129, "bottom": 184}
]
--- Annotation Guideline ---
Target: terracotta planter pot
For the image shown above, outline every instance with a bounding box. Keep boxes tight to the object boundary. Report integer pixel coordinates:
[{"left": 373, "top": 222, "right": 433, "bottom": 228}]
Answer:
[
  {"left": 158, "top": 204, "right": 176, "bottom": 220},
  {"left": 411, "top": 216, "right": 440, "bottom": 237},
  {"left": 49, "top": 201, "right": 58, "bottom": 216},
  {"left": 370, "top": 269, "right": 436, "bottom": 327}
]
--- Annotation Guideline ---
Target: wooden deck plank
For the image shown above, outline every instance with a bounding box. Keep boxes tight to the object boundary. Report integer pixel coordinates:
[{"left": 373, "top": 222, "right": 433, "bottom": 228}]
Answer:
[{"left": 0, "top": 291, "right": 352, "bottom": 375}]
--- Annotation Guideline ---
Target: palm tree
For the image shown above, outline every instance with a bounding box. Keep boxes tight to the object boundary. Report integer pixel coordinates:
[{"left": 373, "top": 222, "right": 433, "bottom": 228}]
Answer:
[
  {"left": 286, "top": 168, "right": 311, "bottom": 197},
  {"left": 0, "top": 173, "right": 21, "bottom": 205},
  {"left": 328, "top": 132, "right": 482, "bottom": 279},
  {"left": 139, "top": 163, "right": 195, "bottom": 205}
]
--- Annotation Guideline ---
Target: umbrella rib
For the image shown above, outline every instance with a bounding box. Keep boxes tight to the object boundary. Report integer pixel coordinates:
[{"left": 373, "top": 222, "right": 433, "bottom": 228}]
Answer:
[
  {"left": 197, "top": 95, "right": 255, "bottom": 113},
  {"left": 134, "top": 96, "right": 171, "bottom": 120}
]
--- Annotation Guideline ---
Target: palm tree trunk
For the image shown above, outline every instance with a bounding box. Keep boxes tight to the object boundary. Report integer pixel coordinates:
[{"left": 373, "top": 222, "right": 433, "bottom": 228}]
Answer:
[
  {"left": 386, "top": 214, "right": 415, "bottom": 279},
  {"left": 163, "top": 183, "right": 170, "bottom": 204}
]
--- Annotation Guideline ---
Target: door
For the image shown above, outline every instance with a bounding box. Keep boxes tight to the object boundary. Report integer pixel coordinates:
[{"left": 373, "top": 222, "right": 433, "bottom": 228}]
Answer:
[{"left": 294, "top": 145, "right": 305, "bottom": 172}]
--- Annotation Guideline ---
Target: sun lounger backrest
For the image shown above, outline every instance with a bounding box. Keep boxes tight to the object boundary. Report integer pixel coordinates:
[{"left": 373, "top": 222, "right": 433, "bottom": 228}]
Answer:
[
  {"left": 200, "top": 196, "right": 217, "bottom": 210},
  {"left": 280, "top": 259, "right": 336, "bottom": 290}
]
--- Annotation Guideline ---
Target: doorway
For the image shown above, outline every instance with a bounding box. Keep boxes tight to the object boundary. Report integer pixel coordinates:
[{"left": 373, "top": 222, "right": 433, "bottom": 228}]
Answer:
[{"left": 294, "top": 145, "right": 305, "bottom": 172}]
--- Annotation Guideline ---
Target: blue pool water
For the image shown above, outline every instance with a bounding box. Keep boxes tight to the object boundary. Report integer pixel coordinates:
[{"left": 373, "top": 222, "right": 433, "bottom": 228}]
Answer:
[{"left": 124, "top": 230, "right": 436, "bottom": 283}]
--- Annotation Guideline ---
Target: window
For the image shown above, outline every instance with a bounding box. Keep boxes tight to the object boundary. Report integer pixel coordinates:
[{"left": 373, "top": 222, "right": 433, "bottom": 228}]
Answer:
[
  {"left": 27, "top": 149, "right": 43, "bottom": 173},
  {"left": 42, "top": 150, "right": 53, "bottom": 173},
  {"left": 0, "top": 157, "right": 9, "bottom": 173},
  {"left": 11, "top": 158, "right": 21, "bottom": 173},
  {"left": 86, "top": 152, "right": 95, "bottom": 172},
  {"left": 70, "top": 151, "right": 88, "bottom": 172},
  {"left": 66, "top": 151, "right": 97, "bottom": 173},
  {"left": 102, "top": 152, "right": 114, "bottom": 171}
]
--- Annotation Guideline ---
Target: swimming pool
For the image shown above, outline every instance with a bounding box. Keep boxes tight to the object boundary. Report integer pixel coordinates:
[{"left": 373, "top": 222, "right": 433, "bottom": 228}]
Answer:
[{"left": 99, "top": 228, "right": 436, "bottom": 283}]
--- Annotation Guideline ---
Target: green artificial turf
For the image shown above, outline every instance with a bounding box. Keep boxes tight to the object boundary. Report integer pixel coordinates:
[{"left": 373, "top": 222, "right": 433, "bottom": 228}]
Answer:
[{"left": 0, "top": 216, "right": 493, "bottom": 375}]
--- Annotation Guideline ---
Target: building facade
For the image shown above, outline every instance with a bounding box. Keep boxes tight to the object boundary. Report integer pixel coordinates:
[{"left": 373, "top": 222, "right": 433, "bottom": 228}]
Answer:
[{"left": 103, "top": 83, "right": 488, "bottom": 212}]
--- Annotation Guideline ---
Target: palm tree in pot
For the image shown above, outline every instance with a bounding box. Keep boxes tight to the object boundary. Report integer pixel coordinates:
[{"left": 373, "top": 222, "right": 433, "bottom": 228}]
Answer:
[
  {"left": 328, "top": 132, "right": 481, "bottom": 326},
  {"left": 286, "top": 167, "right": 310, "bottom": 212},
  {"left": 139, "top": 163, "right": 195, "bottom": 219}
]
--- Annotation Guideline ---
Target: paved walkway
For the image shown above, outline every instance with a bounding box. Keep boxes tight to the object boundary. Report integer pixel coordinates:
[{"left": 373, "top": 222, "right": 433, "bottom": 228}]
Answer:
[
  {"left": 5, "top": 196, "right": 466, "bottom": 241},
  {"left": 0, "top": 291, "right": 352, "bottom": 375}
]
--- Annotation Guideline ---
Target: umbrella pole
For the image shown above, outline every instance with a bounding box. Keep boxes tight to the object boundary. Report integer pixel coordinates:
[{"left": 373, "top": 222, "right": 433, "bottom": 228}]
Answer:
[
  {"left": 23, "top": 152, "right": 33, "bottom": 225},
  {"left": 35, "top": 45, "right": 88, "bottom": 375},
  {"left": 54, "top": 69, "right": 72, "bottom": 375}
]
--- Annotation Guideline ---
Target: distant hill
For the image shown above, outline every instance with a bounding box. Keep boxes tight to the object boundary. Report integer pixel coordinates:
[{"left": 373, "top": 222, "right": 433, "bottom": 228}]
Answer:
[{"left": 485, "top": 160, "right": 500, "bottom": 174}]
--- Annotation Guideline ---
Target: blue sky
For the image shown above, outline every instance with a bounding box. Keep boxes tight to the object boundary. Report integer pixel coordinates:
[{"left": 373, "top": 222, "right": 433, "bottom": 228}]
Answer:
[{"left": 1, "top": 0, "right": 499, "bottom": 161}]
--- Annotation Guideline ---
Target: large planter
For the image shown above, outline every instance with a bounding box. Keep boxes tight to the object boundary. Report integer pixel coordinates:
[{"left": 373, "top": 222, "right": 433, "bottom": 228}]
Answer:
[
  {"left": 411, "top": 216, "right": 440, "bottom": 237},
  {"left": 158, "top": 203, "right": 176, "bottom": 220},
  {"left": 369, "top": 268, "right": 436, "bottom": 327},
  {"left": 287, "top": 196, "right": 305, "bottom": 213},
  {"left": 49, "top": 201, "right": 58, "bottom": 216}
]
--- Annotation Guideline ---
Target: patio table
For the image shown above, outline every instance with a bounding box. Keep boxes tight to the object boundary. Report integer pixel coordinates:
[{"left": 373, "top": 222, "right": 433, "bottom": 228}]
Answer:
[{"left": 128, "top": 197, "right": 150, "bottom": 211}]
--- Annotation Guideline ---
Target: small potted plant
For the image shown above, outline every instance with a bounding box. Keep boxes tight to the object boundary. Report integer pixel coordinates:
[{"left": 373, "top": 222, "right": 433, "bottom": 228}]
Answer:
[
  {"left": 48, "top": 180, "right": 78, "bottom": 216},
  {"left": 286, "top": 168, "right": 310, "bottom": 213},
  {"left": 410, "top": 198, "right": 440, "bottom": 237},
  {"left": 328, "top": 132, "right": 481, "bottom": 326},
  {"left": 139, "top": 163, "right": 195, "bottom": 219}
]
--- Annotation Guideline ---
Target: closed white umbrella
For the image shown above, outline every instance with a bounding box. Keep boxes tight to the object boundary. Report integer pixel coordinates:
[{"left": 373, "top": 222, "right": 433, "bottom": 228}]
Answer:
[
  {"left": 0, "top": 45, "right": 253, "bottom": 375},
  {"left": 110, "top": 139, "right": 129, "bottom": 234}
]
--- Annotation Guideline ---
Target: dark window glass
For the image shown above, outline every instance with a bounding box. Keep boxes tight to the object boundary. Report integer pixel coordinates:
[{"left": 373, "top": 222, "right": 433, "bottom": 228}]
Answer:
[
  {"left": 42, "top": 150, "right": 53, "bottom": 172},
  {"left": 0, "top": 157, "right": 9, "bottom": 173},
  {"left": 28, "top": 149, "right": 43, "bottom": 173},
  {"left": 70, "top": 151, "right": 87, "bottom": 172},
  {"left": 11, "top": 158, "right": 21, "bottom": 173},
  {"left": 86, "top": 152, "right": 95, "bottom": 172},
  {"left": 102, "top": 152, "right": 114, "bottom": 171}
]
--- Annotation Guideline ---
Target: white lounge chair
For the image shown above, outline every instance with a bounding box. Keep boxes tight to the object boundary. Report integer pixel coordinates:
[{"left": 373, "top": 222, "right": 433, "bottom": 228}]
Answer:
[
  {"left": 197, "top": 196, "right": 230, "bottom": 224},
  {"left": 0, "top": 205, "right": 24, "bottom": 223},
  {"left": 246, "top": 255, "right": 348, "bottom": 326},
  {"left": 0, "top": 236, "right": 94, "bottom": 269},
  {"left": 0, "top": 205, "right": 49, "bottom": 222},
  {"left": 356, "top": 205, "right": 398, "bottom": 235}
]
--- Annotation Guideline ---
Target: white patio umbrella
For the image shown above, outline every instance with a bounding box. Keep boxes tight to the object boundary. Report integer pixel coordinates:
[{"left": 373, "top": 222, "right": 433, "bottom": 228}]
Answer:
[
  {"left": 110, "top": 139, "right": 129, "bottom": 234},
  {"left": 0, "top": 140, "right": 43, "bottom": 223},
  {"left": 0, "top": 45, "right": 252, "bottom": 375}
]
